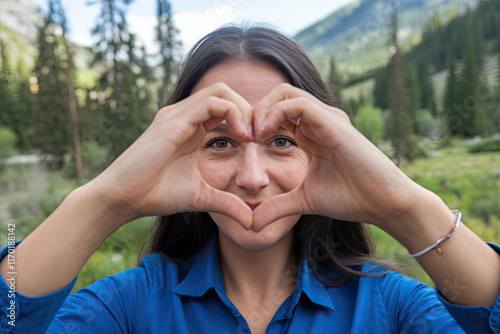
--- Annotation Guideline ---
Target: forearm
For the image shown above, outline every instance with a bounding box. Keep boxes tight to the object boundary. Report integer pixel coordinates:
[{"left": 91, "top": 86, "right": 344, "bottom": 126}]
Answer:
[
  {"left": 382, "top": 188, "right": 500, "bottom": 307},
  {"left": 0, "top": 182, "right": 128, "bottom": 297}
]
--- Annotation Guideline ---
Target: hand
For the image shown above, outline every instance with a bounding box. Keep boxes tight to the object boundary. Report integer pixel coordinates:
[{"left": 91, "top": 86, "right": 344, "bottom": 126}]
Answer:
[
  {"left": 88, "top": 83, "right": 254, "bottom": 229},
  {"left": 251, "top": 83, "right": 422, "bottom": 231}
]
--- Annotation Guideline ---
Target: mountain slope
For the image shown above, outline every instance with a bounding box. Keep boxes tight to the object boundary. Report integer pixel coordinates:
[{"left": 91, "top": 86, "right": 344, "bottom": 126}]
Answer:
[
  {"left": 0, "top": 0, "right": 44, "bottom": 71},
  {"left": 295, "top": 0, "right": 480, "bottom": 77},
  {"left": 0, "top": 0, "right": 43, "bottom": 41},
  {"left": 0, "top": 0, "right": 97, "bottom": 88}
]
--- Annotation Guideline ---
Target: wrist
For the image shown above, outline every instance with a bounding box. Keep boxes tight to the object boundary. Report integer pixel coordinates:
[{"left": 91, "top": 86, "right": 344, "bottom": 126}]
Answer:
[
  {"left": 70, "top": 182, "right": 132, "bottom": 235},
  {"left": 379, "top": 188, "right": 456, "bottom": 254}
]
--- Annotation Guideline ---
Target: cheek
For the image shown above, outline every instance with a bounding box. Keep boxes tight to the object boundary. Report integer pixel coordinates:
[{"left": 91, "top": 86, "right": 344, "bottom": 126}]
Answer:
[
  {"left": 269, "top": 153, "right": 309, "bottom": 192},
  {"left": 196, "top": 155, "right": 235, "bottom": 190}
]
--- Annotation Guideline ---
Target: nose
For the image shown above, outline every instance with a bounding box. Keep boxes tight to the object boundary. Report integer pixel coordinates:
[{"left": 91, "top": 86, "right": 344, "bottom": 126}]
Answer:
[{"left": 235, "top": 144, "right": 270, "bottom": 193}]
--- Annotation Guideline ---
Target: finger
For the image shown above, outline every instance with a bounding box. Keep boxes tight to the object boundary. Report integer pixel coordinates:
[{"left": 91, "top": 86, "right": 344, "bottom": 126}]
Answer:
[
  {"left": 199, "top": 82, "right": 253, "bottom": 118},
  {"left": 190, "top": 83, "right": 253, "bottom": 140},
  {"left": 253, "top": 83, "right": 349, "bottom": 140},
  {"left": 256, "top": 97, "right": 336, "bottom": 141},
  {"left": 201, "top": 187, "right": 254, "bottom": 230},
  {"left": 253, "top": 83, "right": 348, "bottom": 119},
  {"left": 199, "top": 96, "right": 249, "bottom": 140},
  {"left": 251, "top": 188, "right": 308, "bottom": 231},
  {"left": 159, "top": 82, "right": 252, "bottom": 121},
  {"left": 154, "top": 96, "right": 249, "bottom": 150},
  {"left": 155, "top": 83, "right": 254, "bottom": 142}
]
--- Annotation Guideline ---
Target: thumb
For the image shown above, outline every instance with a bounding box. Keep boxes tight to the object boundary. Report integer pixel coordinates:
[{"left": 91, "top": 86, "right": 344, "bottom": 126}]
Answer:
[
  {"left": 201, "top": 187, "right": 253, "bottom": 230},
  {"left": 252, "top": 189, "right": 307, "bottom": 231}
]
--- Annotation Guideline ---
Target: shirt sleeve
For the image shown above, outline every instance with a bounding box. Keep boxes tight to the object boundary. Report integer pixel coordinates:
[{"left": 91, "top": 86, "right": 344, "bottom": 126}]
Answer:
[
  {"left": 0, "top": 241, "right": 155, "bottom": 334},
  {"left": 374, "top": 267, "right": 464, "bottom": 333},
  {"left": 46, "top": 263, "right": 152, "bottom": 334},
  {"left": 435, "top": 243, "right": 500, "bottom": 334},
  {"left": 0, "top": 241, "right": 76, "bottom": 334}
]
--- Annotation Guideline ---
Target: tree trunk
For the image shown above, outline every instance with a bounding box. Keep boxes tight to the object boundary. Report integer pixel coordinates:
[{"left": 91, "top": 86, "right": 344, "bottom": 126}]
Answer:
[{"left": 63, "top": 38, "right": 84, "bottom": 179}]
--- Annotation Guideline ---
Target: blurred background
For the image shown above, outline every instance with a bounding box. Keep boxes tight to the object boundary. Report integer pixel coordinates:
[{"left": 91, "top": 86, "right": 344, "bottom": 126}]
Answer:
[{"left": 0, "top": 0, "right": 499, "bottom": 292}]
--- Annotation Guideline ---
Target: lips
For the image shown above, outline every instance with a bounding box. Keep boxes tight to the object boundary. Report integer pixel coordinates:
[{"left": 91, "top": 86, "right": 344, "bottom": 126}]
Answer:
[{"left": 246, "top": 202, "right": 261, "bottom": 211}]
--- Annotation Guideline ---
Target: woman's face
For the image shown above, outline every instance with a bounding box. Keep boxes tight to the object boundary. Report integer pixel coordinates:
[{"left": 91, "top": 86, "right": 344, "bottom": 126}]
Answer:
[{"left": 194, "top": 60, "right": 309, "bottom": 250}]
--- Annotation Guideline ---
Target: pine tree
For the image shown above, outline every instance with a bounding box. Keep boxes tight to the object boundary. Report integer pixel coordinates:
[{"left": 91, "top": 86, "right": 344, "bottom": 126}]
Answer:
[
  {"left": 474, "top": 103, "right": 493, "bottom": 137},
  {"left": 373, "top": 66, "right": 390, "bottom": 110},
  {"left": 13, "top": 62, "right": 32, "bottom": 151},
  {"left": 406, "top": 68, "right": 421, "bottom": 131},
  {"left": 89, "top": 0, "right": 153, "bottom": 159},
  {"left": 498, "top": 6, "right": 500, "bottom": 99},
  {"left": 417, "top": 60, "right": 436, "bottom": 115},
  {"left": 32, "top": 13, "right": 70, "bottom": 169},
  {"left": 403, "top": 0, "right": 499, "bottom": 78},
  {"left": 0, "top": 41, "right": 33, "bottom": 153},
  {"left": 48, "top": 0, "right": 84, "bottom": 178},
  {"left": 458, "top": 38, "right": 479, "bottom": 137},
  {"left": 0, "top": 42, "right": 16, "bottom": 135},
  {"left": 443, "top": 55, "right": 460, "bottom": 137},
  {"left": 156, "top": 0, "right": 180, "bottom": 105},
  {"left": 386, "top": 0, "right": 416, "bottom": 166},
  {"left": 326, "top": 57, "right": 342, "bottom": 108},
  {"left": 387, "top": 49, "right": 416, "bottom": 165}
]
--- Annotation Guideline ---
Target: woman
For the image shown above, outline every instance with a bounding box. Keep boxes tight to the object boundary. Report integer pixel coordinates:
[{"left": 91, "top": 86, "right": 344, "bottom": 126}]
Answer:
[{"left": 1, "top": 26, "right": 499, "bottom": 334}]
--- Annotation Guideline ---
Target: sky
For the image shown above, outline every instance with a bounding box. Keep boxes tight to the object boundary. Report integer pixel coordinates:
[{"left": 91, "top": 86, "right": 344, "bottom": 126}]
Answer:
[{"left": 33, "top": 0, "right": 355, "bottom": 56}]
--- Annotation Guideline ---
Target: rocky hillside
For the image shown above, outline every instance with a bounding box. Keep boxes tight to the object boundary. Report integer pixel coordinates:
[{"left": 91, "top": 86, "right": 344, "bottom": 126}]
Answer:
[{"left": 294, "top": 0, "right": 481, "bottom": 77}]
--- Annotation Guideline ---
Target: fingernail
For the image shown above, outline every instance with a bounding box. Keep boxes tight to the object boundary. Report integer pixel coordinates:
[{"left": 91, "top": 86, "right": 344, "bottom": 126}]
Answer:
[
  {"left": 261, "top": 117, "right": 268, "bottom": 131},
  {"left": 242, "top": 121, "right": 248, "bottom": 137},
  {"left": 247, "top": 124, "right": 254, "bottom": 141}
]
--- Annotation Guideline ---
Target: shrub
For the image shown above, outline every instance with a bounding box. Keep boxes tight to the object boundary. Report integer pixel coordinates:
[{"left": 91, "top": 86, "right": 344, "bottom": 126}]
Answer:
[
  {"left": 0, "top": 127, "right": 18, "bottom": 158},
  {"left": 468, "top": 138, "right": 500, "bottom": 153},
  {"left": 82, "top": 141, "right": 108, "bottom": 174},
  {"left": 415, "top": 109, "right": 436, "bottom": 137},
  {"left": 63, "top": 140, "right": 109, "bottom": 178},
  {"left": 353, "top": 104, "right": 384, "bottom": 144}
]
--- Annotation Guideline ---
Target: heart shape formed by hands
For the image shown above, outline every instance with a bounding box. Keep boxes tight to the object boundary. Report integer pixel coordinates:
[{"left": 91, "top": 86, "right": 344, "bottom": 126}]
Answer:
[
  {"left": 197, "top": 83, "right": 417, "bottom": 232},
  {"left": 96, "top": 75, "right": 416, "bottom": 238}
]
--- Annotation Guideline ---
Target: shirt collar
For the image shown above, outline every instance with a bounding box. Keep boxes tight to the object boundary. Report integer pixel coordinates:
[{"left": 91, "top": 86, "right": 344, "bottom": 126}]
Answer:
[
  {"left": 173, "top": 236, "right": 334, "bottom": 313},
  {"left": 294, "top": 256, "right": 335, "bottom": 312},
  {"left": 173, "top": 237, "right": 226, "bottom": 299}
]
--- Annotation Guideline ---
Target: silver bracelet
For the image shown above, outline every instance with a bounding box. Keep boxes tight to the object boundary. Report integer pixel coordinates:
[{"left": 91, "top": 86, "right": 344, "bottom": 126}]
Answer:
[{"left": 407, "top": 210, "right": 462, "bottom": 258}]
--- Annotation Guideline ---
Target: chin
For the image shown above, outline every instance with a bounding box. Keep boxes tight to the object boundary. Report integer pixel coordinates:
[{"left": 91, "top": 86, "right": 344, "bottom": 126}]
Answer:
[{"left": 209, "top": 213, "right": 301, "bottom": 250}]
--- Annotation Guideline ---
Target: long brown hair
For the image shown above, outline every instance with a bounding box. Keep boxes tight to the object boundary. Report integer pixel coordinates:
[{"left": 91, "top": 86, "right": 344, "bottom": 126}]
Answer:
[{"left": 146, "top": 26, "right": 395, "bottom": 286}]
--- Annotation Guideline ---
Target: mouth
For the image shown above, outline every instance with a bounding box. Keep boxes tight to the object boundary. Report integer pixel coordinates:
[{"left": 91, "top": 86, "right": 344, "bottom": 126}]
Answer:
[{"left": 245, "top": 202, "right": 261, "bottom": 211}]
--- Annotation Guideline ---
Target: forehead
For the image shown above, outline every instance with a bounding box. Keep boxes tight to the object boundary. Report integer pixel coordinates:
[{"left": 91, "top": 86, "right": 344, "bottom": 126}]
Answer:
[{"left": 192, "top": 60, "right": 288, "bottom": 107}]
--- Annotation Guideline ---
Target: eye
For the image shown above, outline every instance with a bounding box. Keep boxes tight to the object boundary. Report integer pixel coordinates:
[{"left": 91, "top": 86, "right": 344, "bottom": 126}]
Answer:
[
  {"left": 206, "top": 137, "right": 235, "bottom": 150},
  {"left": 269, "top": 136, "right": 296, "bottom": 148}
]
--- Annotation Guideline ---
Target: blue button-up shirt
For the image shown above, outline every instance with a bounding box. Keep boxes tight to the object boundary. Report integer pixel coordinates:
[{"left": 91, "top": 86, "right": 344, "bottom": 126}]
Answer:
[{"left": 1, "top": 239, "right": 499, "bottom": 333}]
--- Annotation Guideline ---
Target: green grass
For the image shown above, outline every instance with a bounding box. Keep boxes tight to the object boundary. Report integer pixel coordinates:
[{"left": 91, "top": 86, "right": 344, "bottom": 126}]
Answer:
[
  {"left": 371, "top": 143, "right": 500, "bottom": 287},
  {"left": 0, "top": 164, "right": 154, "bottom": 293},
  {"left": 73, "top": 217, "right": 154, "bottom": 292}
]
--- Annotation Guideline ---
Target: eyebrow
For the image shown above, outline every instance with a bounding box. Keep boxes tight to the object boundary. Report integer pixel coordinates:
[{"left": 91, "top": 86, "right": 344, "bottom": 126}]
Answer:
[
  {"left": 209, "top": 123, "right": 230, "bottom": 133},
  {"left": 209, "top": 123, "right": 287, "bottom": 133}
]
